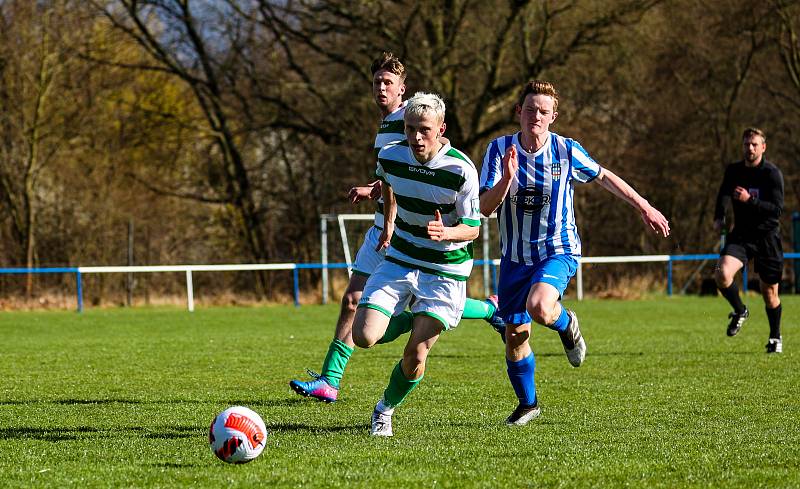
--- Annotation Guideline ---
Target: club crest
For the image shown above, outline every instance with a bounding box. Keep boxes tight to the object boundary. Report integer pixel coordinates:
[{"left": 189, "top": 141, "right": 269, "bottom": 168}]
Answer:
[{"left": 551, "top": 162, "right": 562, "bottom": 179}]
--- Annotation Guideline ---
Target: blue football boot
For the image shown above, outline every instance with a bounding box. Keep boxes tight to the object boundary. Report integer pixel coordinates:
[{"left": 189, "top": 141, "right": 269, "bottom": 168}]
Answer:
[{"left": 289, "top": 370, "right": 338, "bottom": 403}]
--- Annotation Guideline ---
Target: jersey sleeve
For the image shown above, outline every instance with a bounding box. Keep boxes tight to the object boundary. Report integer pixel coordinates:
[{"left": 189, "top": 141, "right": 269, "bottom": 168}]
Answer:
[
  {"left": 750, "top": 165, "right": 784, "bottom": 218},
  {"left": 714, "top": 165, "right": 734, "bottom": 222},
  {"left": 569, "top": 140, "right": 601, "bottom": 183},
  {"left": 479, "top": 139, "right": 503, "bottom": 194},
  {"left": 456, "top": 164, "right": 482, "bottom": 227}
]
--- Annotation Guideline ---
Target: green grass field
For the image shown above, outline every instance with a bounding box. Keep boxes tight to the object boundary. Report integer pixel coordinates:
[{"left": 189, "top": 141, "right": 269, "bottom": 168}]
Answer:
[{"left": 0, "top": 296, "right": 797, "bottom": 488}]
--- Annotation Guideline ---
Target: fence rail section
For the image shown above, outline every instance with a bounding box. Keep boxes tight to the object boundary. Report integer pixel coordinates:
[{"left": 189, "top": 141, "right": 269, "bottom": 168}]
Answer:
[{"left": 2, "top": 254, "right": 798, "bottom": 312}]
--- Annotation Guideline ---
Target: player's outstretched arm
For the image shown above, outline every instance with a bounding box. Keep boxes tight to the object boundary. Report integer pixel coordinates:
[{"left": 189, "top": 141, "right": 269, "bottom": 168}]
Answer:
[
  {"left": 595, "top": 168, "right": 671, "bottom": 237},
  {"left": 479, "top": 146, "right": 518, "bottom": 216},
  {"left": 427, "top": 210, "right": 479, "bottom": 242},
  {"left": 348, "top": 180, "right": 382, "bottom": 204},
  {"left": 376, "top": 182, "right": 396, "bottom": 250}
]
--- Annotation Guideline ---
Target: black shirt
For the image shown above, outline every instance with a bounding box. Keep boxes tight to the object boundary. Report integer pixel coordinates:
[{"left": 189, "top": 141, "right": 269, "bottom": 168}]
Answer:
[{"left": 714, "top": 158, "right": 784, "bottom": 237}]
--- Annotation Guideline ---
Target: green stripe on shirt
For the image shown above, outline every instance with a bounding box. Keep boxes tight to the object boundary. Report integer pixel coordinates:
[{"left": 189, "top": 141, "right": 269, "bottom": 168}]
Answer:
[
  {"left": 390, "top": 234, "right": 473, "bottom": 264},
  {"left": 378, "top": 119, "right": 405, "bottom": 134},
  {"left": 395, "top": 194, "right": 456, "bottom": 216},
  {"left": 395, "top": 216, "right": 429, "bottom": 239},
  {"left": 385, "top": 256, "right": 469, "bottom": 281},
  {"left": 459, "top": 217, "right": 481, "bottom": 226}
]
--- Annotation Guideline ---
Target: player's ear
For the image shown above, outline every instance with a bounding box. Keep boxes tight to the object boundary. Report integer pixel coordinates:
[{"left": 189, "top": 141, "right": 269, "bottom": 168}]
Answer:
[
  {"left": 439, "top": 122, "right": 446, "bottom": 136},
  {"left": 552, "top": 111, "right": 558, "bottom": 122},
  {"left": 399, "top": 83, "right": 406, "bottom": 96},
  {"left": 515, "top": 105, "right": 522, "bottom": 118}
]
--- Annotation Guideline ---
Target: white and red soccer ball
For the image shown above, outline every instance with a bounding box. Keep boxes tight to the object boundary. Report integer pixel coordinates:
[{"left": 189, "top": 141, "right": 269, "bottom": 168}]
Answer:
[{"left": 209, "top": 406, "right": 268, "bottom": 463}]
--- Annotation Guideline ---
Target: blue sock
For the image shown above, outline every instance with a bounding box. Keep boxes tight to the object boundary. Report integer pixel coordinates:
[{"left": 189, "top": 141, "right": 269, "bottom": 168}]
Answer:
[
  {"left": 546, "top": 305, "right": 569, "bottom": 332},
  {"left": 506, "top": 353, "right": 537, "bottom": 407}
]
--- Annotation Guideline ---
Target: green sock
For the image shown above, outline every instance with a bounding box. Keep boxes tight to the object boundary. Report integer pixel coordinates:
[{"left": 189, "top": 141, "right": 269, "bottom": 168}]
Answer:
[
  {"left": 320, "top": 338, "right": 353, "bottom": 388},
  {"left": 383, "top": 360, "right": 423, "bottom": 408},
  {"left": 462, "top": 297, "right": 493, "bottom": 320},
  {"left": 377, "top": 311, "right": 414, "bottom": 344}
]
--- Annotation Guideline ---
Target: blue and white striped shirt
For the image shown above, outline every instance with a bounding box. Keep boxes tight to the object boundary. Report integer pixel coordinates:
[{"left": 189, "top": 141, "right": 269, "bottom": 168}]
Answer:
[{"left": 479, "top": 131, "right": 601, "bottom": 264}]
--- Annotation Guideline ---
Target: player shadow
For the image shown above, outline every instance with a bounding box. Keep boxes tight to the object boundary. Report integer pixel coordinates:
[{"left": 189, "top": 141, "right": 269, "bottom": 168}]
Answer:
[
  {"left": 0, "top": 425, "right": 202, "bottom": 442},
  {"left": 225, "top": 398, "right": 305, "bottom": 408},
  {"left": 583, "top": 350, "right": 759, "bottom": 357},
  {"left": 0, "top": 426, "right": 101, "bottom": 442},
  {"left": 140, "top": 425, "right": 202, "bottom": 440},
  {"left": 267, "top": 422, "right": 368, "bottom": 434},
  {"left": 0, "top": 398, "right": 144, "bottom": 405},
  {"left": 0, "top": 398, "right": 306, "bottom": 407},
  {"left": 445, "top": 417, "right": 561, "bottom": 429},
  {"left": 54, "top": 398, "right": 144, "bottom": 405},
  {"left": 149, "top": 462, "right": 202, "bottom": 469}
]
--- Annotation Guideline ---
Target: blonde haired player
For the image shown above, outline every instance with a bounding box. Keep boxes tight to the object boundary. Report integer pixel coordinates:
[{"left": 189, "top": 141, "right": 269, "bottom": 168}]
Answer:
[{"left": 353, "top": 92, "right": 482, "bottom": 437}]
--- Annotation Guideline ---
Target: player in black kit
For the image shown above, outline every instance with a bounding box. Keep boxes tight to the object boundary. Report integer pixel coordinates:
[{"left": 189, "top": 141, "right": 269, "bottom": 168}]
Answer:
[{"left": 713, "top": 127, "right": 785, "bottom": 353}]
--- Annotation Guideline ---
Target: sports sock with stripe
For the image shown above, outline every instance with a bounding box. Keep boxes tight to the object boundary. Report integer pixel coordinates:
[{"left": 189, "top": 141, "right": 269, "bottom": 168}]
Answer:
[
  {"left": 546, "top": 304, "right": 570, "bottom": 333},
  {"left": 462, "top": 297, "right": 493, "bottom": 320},
  {"left": 382, "top": 360, "right": 423, "bottom": 408},
  {"left": 320, "top": 338, "right": 353, "bottom": 388}
]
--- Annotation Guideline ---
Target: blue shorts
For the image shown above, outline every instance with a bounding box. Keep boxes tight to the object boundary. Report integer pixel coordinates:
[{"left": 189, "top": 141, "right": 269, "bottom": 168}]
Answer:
[{"left": 497, "top": 255, "right": 578, "bottom": 325}]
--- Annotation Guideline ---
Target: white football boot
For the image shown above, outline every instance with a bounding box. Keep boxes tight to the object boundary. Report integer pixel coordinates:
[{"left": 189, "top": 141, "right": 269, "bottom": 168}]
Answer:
[
  {"left": 370, "top": 408, "right": 394, "bottom": 437},
  {"left": 561, "top": 310, "right": 586, "bottom": 367}
]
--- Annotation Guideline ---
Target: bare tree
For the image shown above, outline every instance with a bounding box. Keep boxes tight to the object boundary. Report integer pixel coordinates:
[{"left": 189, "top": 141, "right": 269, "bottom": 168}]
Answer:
[{"left": 0, "top": 1, "right": 87, "bottom": 293}]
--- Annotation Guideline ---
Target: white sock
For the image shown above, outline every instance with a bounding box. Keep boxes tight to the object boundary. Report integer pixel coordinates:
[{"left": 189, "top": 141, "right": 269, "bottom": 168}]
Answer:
[{"left": 375, "top": 398, "right": 395, "bottom": 416}]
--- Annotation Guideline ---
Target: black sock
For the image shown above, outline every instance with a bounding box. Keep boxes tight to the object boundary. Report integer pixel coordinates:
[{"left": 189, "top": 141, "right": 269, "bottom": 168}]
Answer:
[
  {"left": 719, "top": 283, "right": 745, "bottom": 314},
  {"left": 766, "top": 304, "right": 782, "bottom": 339}
]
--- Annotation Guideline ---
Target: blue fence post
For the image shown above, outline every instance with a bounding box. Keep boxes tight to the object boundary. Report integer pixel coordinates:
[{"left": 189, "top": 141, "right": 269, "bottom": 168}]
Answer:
[
  {"left": 76, "top": 270, "right": 83, "bottom": 313},
  {"left": 293, "top": 268, "right": 300, "bottom": 307},
  {"left": 667, "top": 259, "right": 673, "bottom": 296},
  {"left": 794, "top": 212, "right": 800, "bottom": 293}
]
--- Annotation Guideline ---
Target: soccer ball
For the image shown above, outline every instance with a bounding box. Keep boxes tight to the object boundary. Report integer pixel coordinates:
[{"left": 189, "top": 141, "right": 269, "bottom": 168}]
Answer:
[{"left": 208, "top": 406, "right": 268, "bottom": 464}]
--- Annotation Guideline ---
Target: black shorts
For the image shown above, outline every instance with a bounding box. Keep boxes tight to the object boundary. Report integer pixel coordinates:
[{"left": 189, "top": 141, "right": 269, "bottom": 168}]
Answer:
[{"left": 721, "top": 231, "right": 783, "bottom": 285}]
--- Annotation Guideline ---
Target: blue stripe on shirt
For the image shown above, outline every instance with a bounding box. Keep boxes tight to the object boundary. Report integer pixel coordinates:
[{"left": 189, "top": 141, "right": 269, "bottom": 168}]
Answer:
[
  {"left": 501, "top": 135, "right": 515, "bottom": 259},
  {"left": 531, "top": 145, "right": 546, "bottom": 261},
  {"left": 485, "top": 139, "right": 501, "bottom": 191},
  {"left": 562, "top": 139, "right": 575, "bottom": 254},
  {"left": 515, "top": 146, "right": 528, "bottom": 263},
  {"left": 546, "top": 134, "right": 559, "bottom": 257}
]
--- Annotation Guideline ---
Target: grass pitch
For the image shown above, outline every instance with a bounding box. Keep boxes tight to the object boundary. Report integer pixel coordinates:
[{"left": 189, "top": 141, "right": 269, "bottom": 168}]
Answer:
[{"left": 0, "top": 296, "right": 797, "bottom": 488}]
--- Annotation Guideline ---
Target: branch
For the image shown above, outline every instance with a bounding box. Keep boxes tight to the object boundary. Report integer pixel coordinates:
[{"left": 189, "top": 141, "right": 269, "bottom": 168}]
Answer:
[{"left": 125, "top": 170, "right": 231, "bottom": 204}]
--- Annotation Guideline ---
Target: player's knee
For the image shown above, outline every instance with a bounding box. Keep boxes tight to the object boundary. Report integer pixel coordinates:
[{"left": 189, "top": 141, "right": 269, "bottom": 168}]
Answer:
[
  {"left": 714, "top": 267, "right": 731, "bottom": 288},
  {"left": 351, "top": 311, "right": 376, "bottom": 348},
  {"left": 400, "top": 355, "right": 425, "bottom": 380},
  {"left": 505, "top": 324, "right": 530, "bottom": 347},
  {"left": 340, "top": 290, "right": 361, "bottom": 315},
  {"left": 760, "top": 284, "right": 780, "bottom": 307},
  {"left": 352, "top": 327, "right": 375, "bottom": 349},
  {"left": 527, "top": 302, "right": 555, "bottom": 325}
]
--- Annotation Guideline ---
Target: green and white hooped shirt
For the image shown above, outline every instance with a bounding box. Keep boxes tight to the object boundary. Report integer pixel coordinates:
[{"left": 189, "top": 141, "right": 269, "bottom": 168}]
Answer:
[
  {"left": 372, "top": 101, "right": 407, "bottom": 228},
  {"left": 376, "top": 139, "right": 481, "bottom": 281}
]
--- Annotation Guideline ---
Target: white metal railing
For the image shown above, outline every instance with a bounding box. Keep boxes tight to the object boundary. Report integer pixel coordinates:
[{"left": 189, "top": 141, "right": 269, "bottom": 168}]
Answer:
[{"left": 7, "top": 252, "right": 792, "bottom": 312}]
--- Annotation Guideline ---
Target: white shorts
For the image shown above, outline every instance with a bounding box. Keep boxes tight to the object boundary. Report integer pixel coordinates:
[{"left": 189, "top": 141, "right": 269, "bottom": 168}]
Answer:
[
  {"left": 352, "top": 226, "right": 386, "bottom": 277},
  {"left": 359, "top": 260, "right": 466, "bottom": 330}
]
